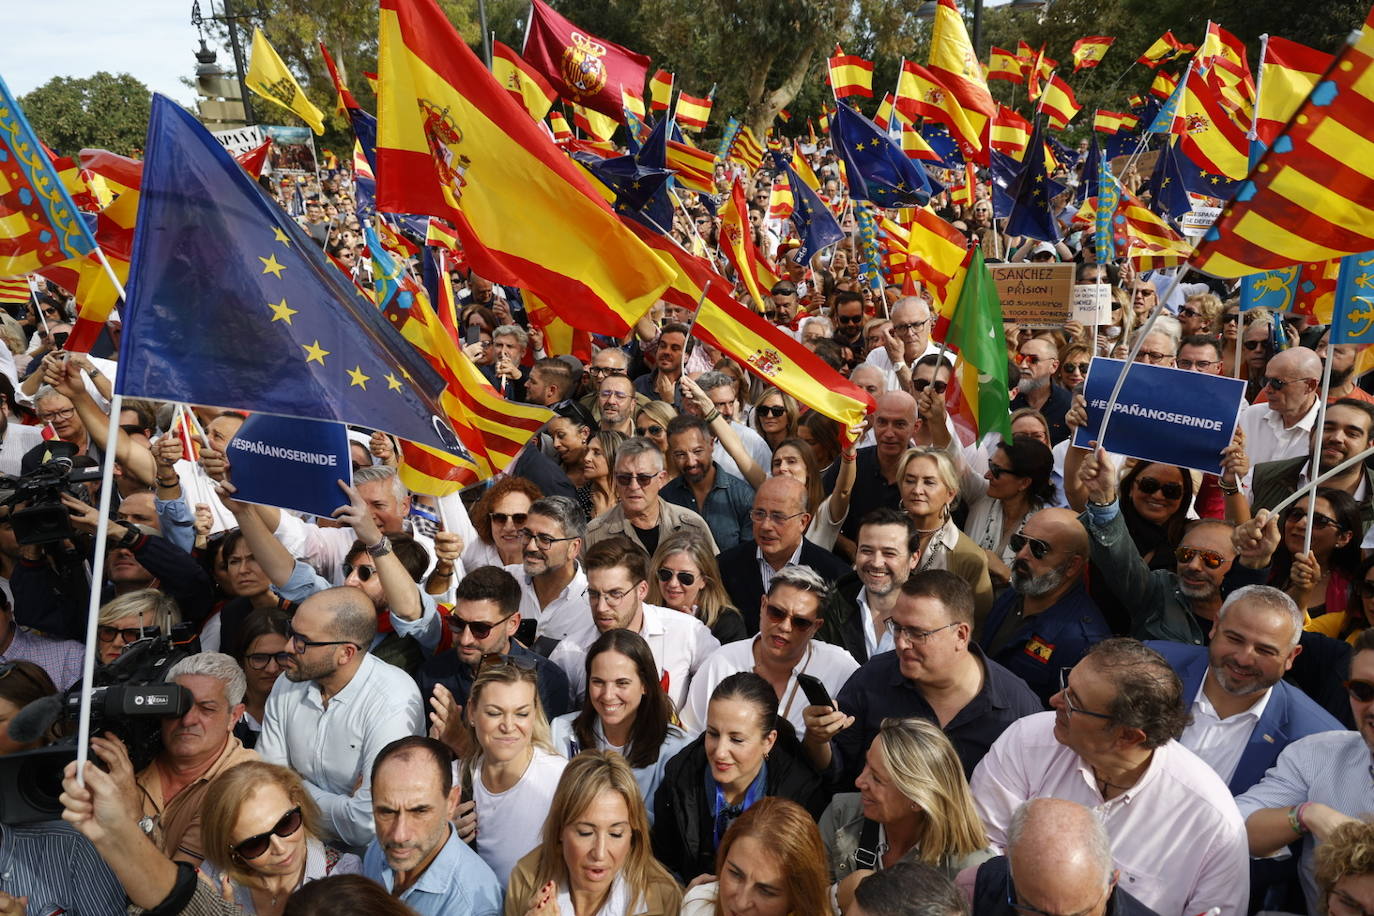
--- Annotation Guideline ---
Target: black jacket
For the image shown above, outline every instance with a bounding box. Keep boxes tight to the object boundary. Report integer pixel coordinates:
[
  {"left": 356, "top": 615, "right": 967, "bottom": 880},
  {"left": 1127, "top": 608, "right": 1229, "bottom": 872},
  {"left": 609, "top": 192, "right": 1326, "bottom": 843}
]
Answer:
[
  {"left": 972, "top": 856, "right": 1160, "bottom": 915},
  {"left": 817, "top": 572, "right": 868, "bottom": 664},
  {"left": 652, "top": 726, "right": 829, "bottom": 882},
  {"left": 716, "top": 538, "right": 851, "bottom": 634}
]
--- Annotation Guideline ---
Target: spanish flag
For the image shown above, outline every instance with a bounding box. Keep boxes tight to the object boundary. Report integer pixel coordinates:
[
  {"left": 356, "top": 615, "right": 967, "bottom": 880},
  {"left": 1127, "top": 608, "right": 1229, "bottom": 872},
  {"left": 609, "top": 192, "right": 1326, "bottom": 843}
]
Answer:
[
  {"left": 1149, "top": 69, "right": 1179, "bottom": 100},
  {"left": 1037, "top": 74, "right": 1081, "bottom": 130},
  {"left": 245, "top": 28, "right": 325, "bottom": 134},
  {"left": 990, "top": 105, "right": 1031, "bottom": 159},
  {"left": 987, "top": 47, "right": 1025, "bottom": 83},
  {"left": 665, "top": 140, "right": 717, "bottom": 195},
  {"left": 491, "top": 40, "right": 557, "bottom": 123},
  {"left": 1093, "top": 110, "right": 1137, "bottom": 134},
  {"left": 1176, "top": 70, "right": 1249, "bottom": 180},
  {"left": 1138, "top": 31, "right": 1196, "bottom": 69},
  {"left": 718, "top": 178, "right": 778, "bottom": 309},
  {"left": 901, "top": 125, "right": 941, "bottom": 162},
  {"left": 677, "top": 91, "right": 713, "bottom": 130},
  {"left": 649, "top": 70, "right": 674, "bottom": 112},
  {"left": 895, "top": 62, "right": 982, "bottom": 159},
  {"left": 376, "top": 0, "right": 673, "bottom": 338},
  {"left": 1254, "top": 35, "right": 1331, "bottom": 146},
  {"left": 926, "top": 0, "right": 995, "bottom": 123},
  {"left": 1072, "top": 36, "right": 1115, "bottom": 72},
  {"left": 829, "top": 49, "right": 875, "bottom": 99}
]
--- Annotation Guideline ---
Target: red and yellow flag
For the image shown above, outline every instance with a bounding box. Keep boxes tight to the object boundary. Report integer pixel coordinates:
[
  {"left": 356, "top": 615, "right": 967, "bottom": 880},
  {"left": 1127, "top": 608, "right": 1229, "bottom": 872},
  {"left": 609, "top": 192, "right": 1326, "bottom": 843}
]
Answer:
[
  {"left": 1037, "top": 75, "right": 1082, "bottom": 130},
  {"left": 1176, "top": 69, "right": 1250, "bottom": 180},
  {"left": 1254, "top": 35, "right": 1332, "bottom": 146},
  {"left": 987, "top": 47, "right": 1025, "bottom": 83},
  {"left": 1093, "top": 110, "right": 1137, "bottom": 134},
  {"left": 491, "top": 40, "right": 557, "bottom": 122},
  {"left": 1149, "top": 69, "right": 1179, "bottom": 100},
  {"left": 990, "top": 105, "right": 1031, "bottom": 159},
  {"left": 828, "top": 50, "right": 875, "bottom": 99},
  {"left": 677, "top": 92, "right": 713, "bottom": 130},
  {"left": 521, "top": 0, "right": 651, "bottom": 122},
  {"left": 927, "top": 0, "right": 995, "bottom": 124},
  {"left": 648, "top": 70, "right": 674, "bottom": 111},
  {"left": 1072, "top": 36, "right": 1115, "bottom": 72},
  {"left": 896, "top": 62, "right": 983, "bottom": 159},
  {"left": 1138, "top": 30, "right": 1196, "bottom": 68},
  {"left": 376, "top": 0, "right": 673, "bottom": 338},
  {"left": 665, "top": 140, "right": 717, "bottom": 195},
  {"left": 718, "top": 179, "right": 778, "bottom": 309}
]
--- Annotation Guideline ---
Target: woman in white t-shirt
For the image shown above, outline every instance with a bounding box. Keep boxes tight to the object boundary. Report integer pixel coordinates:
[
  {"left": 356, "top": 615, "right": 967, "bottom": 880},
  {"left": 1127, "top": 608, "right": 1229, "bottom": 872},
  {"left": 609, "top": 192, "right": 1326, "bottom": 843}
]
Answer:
[{"left": 456, "top": 660, "right": 568, "bottom": 886}]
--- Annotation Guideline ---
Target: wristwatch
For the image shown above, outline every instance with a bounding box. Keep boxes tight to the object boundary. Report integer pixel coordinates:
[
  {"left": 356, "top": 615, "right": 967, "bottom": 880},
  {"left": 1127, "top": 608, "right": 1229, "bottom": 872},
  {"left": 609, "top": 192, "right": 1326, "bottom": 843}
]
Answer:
[{"left": 366, "top": 535, "right": 393, "bottom": 558}]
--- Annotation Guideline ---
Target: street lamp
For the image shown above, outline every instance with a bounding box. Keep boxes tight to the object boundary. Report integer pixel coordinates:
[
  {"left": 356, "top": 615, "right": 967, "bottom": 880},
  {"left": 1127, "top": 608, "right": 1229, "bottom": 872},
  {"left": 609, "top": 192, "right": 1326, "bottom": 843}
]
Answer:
[
  {"left": 916, "top": 0, "right": 985, "bottom": 58},
  {"left": 191, "top": 0, "right": 267, "bottom": 125}
]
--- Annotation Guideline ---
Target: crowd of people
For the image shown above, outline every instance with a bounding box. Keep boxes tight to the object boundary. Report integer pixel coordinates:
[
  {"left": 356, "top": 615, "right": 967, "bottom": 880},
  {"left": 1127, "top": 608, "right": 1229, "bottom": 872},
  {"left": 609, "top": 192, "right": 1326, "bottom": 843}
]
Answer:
[{"left": 0, "top": 141, "right": 1371, "bottom": 916}]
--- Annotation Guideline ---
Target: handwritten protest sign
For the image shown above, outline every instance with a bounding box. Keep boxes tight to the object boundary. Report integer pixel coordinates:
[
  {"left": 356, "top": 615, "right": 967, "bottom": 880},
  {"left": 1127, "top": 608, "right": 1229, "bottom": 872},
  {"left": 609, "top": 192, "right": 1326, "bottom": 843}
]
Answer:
[{"left": 990, "top": 263, "right": 1075, "bottom": 327}]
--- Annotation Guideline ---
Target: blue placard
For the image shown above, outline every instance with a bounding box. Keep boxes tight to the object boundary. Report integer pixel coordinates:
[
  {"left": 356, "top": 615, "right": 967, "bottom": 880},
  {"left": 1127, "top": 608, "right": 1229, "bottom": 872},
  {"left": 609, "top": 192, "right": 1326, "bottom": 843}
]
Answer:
[
  {"left": 226, "top": 414, "right": 352, "bottom": 518},
  {"left": 1071, "top": 358, "right": 1246, "bottom": 476}
]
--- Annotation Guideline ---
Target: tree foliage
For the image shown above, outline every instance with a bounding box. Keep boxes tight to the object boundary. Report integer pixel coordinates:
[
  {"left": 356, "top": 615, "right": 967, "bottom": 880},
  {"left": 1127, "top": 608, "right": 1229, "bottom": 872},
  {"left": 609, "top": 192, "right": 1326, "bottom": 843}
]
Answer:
[{"left": 21, "top": 72, "right": 153, "bottom": 158}]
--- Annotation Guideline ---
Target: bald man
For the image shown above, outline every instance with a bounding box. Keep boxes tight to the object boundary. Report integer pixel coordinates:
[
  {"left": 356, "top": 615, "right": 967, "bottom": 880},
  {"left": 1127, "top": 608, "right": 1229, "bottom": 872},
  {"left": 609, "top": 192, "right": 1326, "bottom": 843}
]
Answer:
[
  {"left": 976, "top": 508, "right": 1110, "bottom": 704},
  {"left": 1238, "top": 346, "right": 1323, "bottom": 465},
  {"left": 962, "top": 798, "right": 1159, "bottom": 915},
  {"left": 716, "top": 475, "right": 851, "bottom": 633},
  {"left": 824, "top": 390, "right": 918, "bottom": 559}
]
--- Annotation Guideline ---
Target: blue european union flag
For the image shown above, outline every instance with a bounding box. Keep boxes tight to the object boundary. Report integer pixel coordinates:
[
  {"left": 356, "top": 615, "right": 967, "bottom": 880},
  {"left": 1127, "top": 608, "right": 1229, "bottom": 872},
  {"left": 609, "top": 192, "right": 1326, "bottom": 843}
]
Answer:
[
  {"left": 1075, "top": 135, "right": 1101, "bottom": 205},
  {"left": 919, "top": 122, "right": 964, "bottom": 169},
  {"left": 1146, "top": 141, "right": 1193, "bottom": 220},
  {"left": 571, "top": 152, "right": 673, "bottom": 233},
  {"left": 1006, "top": 120, "right": 1060, "bottom": 242},
  {"left": 989, "top": 150, "right": 1020, "bottom": 218},
  {"left": 765, "top": 151, "right": 844, "bottom": 262},
  {"left": 117, "top": 94, "right": 464, "bottom": 458},
  {"left": 831, "top": 102, "right": 938, "bottom": 207},
  {"left": 1331, "top": 251, "right": 1374, "bottom": 344}
]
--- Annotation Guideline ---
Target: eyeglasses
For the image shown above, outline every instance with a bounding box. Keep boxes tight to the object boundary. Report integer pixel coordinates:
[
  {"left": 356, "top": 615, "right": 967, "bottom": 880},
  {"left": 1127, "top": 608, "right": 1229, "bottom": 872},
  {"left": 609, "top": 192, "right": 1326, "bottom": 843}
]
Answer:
[
  {"left": 1058, "top": 667, "right": 1114, "bottom": 720},
  {"left": 517, "top": 528, "right": 578, "bottom": 549},
  {"left": 749, "top": 508, "right": 806, "bottom": 525},
  {"left": 447, "top": 610, "right": 517, "bottom": 640},
  {"left": 1329, "top": 886, "right": 1374, "bottom": 916},
  {"left": 1175, "top": 546, "right": 1227, "bottom": 569},
  {"left": 1015, "top": 353, "right": 1046, "bottom": 366},
  {"left": 886, "top": 619, "right": 957, "bottom": 644},
  {"left": 1009, "top": 532, "right": 1051, "bottom": 559},
  {"left": 1134, "top": 477, "right": 1183, "bottom": 500},
  {"left": 587, "top": 587, "right": 636, "bottom": 605},
  {"left": 614, "top": 472, "right": 660, "bottom": 489},
  {"left": 245, "top": 652, "right": 289, "bottom": 670},
  {"left": 1282, "top": 505, "right": 1343, "bottom": 531},
  {"left": 588, "top": 366, "right": 627, "bottom": 378},
  {"left": 37, "top": 407, "right": 75, "bottom": 423},
  {"left": 892, "top": 318, "right": 932, "bottom": 336},
  {"left": 636, "top": 424, "right": 664, "bottom": 436},
  {"left": 1062, "top": 362, "right": 1091, "bottom": 375},
  {"left": 489, "top": 512, "right": 528, "bottom": 527},
  {"left": 341, "top": 562, "right": 376, "bottom": 582},
  {"left": 1346, "top": 679, "right": 1374, "bottom": 703},
  {"left": 912, "top": 378, "right": 948, "bottom": 394},
  {"left": 1176, "top": 358, "right": 1218, "bottom": 371},
  {"left": 755, "top": 405, "right": 788, "bottom": 419},
  {"left": 764, "top": 603, "right": 818, "bottom": 633},
  {"left": 599, "top": 390, "right": 632, "bottom": 401},
  {"left": 1222, "top": 313, "right": 1239, "bottom": 324},
  {"left": 1136, "top": 350, "right": 1173, "bottom": 363},
  {"left": 231, "top": 807, "right": 304, "bottom": 860},
  {"left": 285, "top": 625, "right": 361, "bottom": 655},
  {"left": 771, "top": 288, "right": 797, "bottom": 297},
  {"left": 837, "top": 313, "right": 865, "bottom": 325},
  {"left": 97, "top": 624, "right": 159, "bottom": 644},
  {"left": 657, "top": 568, "right": 697, "bottom": 587},
  {"left": 1131, "top": 287, "right": 1156, "bottom": 298},
  {"left": 1264, "top": 376, "right": 1313, "bottom": 390},
  {"left": 1244, "top": 340, "right": 1271, "bottom": 351}
]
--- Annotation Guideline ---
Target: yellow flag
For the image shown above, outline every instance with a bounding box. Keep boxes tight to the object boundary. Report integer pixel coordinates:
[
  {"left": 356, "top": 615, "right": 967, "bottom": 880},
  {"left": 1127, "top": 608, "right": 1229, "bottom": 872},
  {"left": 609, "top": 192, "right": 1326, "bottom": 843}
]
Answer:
[{"left": 246, "top": 28, "right": 326, "bottom": 134}]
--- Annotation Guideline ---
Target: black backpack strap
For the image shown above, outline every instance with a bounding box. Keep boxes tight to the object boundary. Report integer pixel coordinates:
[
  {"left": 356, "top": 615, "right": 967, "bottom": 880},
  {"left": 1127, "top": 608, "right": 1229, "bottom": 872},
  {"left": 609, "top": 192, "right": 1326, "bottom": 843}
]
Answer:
[{"left": 853, "top": 817, "right": 882, "bottom": 870}]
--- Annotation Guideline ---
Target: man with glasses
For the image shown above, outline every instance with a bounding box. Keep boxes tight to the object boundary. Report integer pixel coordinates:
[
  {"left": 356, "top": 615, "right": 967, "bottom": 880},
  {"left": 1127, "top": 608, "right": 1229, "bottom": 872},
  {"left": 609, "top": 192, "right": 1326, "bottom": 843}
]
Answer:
[
  {"left": 507, "top": 496, "right": 598, "bottom": 652},
  {"left": 683, "top": 565, "right": 857, "bottom": 735},
  {"left": 802, "top": 570, "right": 1041, "bottom": 784},
  {"left": 1238, "top": 346, "right": 1324, "bottom": 466},
  {"left": 1177, "top": 334, "right": 1226, "bottom": 376},
  {"left": 661, "top": 415, "right": 754, "bottom": 551},
  {"left": 417, "top": 565, "right": 572, "bottom": 724},
  {"left": 1249, "top": 399, "right": 1374, "bottom": 534},
  {"left": 1129, "top": 328, "right": 1177, "bottom": 368},
  {"left": 579, "top": 347, "right": 650, "bottom": 420},
  {"left": 1010, "top": 337, "right": 1071, "bottom": 444},
  {"left": 716, "top": 476, "right": 849, "bottom": 633},
  {"left": 1076, "top": 447, "right": 1278, "bottom": 645},
  {"left": 832, "top": 291, "right": 867, "bottom": 350},
  {"left": 864, "top": 297, "right": 938, "bottom": 391},
  {"left": 977, "top": 508, "right": 1109, "bottom": 705},
  {"left": 1240, "top": 316, "right": 1277, "bottom": 394},
  {"left": 972, "top": 638, "right": 1249, "bottom": 916},
  {"left": 595, "top": 373, "right": 637, "bottom": 436},
  {"left": 1237, "top": 629, "right": 1374, "bottom": 914},
  {"left": 962, "top": 798, "right": 1158, "bottom": 915},
  {"left": 585, "top": 437, "right": 716, "bottom": 556},
  {"left": 549, "top": 535, "right": 718, "bottom": 708},
  {"left": 258, "top": 586, "right": 424, "bottom": 850}
]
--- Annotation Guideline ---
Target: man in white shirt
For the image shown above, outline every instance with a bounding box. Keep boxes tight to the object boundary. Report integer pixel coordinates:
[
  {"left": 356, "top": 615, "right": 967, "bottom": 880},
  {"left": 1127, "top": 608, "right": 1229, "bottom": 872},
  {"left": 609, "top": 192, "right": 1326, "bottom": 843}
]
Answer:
[
  {"left": 823, "top": 508, "right": 920, "bottom": 664},
  {"left": 506, "top": 495, "right": 598, "bottom": 652},
  {"left": 550, "top": 535, "right": 719, "bottom": 710},
  {"left": 688, "top": 371, "right": 772, "bottom": 480},
  {"left": 864, "top": 296, "right": 939, "bottom": 392},
  {"left": 683, "top": 565, "right": 857, "bottom": 736},
  {"left": 1237, "top": 346, "right": 1323, "bottom": 466},
  {"left": 257, "top": 586, "right": 425, "bottom": 850},
  {"left": 1150, "top": 585, "right": 1341, "bottom": 794},
  {"left": 971, "top": 637, "right": 1250, "bottom": 916}
]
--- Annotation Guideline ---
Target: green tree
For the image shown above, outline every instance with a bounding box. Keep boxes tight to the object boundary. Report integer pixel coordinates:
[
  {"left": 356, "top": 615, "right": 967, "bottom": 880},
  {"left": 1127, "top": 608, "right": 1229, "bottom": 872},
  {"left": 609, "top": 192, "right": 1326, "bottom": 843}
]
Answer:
[{"left": 21, "top": 72, "right": 153, "bottom": 157}]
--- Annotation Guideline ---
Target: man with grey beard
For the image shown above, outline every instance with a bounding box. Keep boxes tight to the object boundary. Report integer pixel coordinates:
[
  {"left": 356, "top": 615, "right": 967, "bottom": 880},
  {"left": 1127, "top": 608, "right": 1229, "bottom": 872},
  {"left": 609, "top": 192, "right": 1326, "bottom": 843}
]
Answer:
[
  {"left": 1010, "top": 336, "right": 1072, "bottom": 443},
  {"left": 1147, "top": 586, "right": 1340, "bottom": 795},
  {"left": 976, "top": 508, "right": 1109, "bottom": 704}
]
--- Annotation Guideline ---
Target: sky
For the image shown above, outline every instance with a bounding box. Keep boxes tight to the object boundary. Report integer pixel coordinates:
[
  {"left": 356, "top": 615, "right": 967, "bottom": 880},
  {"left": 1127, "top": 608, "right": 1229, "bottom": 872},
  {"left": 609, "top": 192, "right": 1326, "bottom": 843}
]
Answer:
[{"left": 8, "top": 0, "right": 212, "bottom": 104}]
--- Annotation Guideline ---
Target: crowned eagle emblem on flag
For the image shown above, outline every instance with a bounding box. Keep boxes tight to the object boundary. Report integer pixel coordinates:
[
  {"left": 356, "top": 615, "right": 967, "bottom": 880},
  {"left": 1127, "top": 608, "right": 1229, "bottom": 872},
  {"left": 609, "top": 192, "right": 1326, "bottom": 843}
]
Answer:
[
  {"left": 747, "top": 347, "right": 784, "bottom": 377},
  {"left": 417, "top": 99, "right": 471, "bottom": 208}
]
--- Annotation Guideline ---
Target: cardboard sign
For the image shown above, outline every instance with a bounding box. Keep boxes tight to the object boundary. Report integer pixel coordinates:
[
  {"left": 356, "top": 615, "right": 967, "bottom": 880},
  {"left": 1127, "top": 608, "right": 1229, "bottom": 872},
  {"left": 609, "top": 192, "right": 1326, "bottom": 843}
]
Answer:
[
  {"left": 226, "top": 414, "right": 352, "bottom": 518},
  {"left": 211, "top": 125, "right": 266, "bottom": 158},
  {"left": 1072, "top": 357, "right": 1246, "bottom": 476},
  {"left": 1071, "top": 284, "right": 1115, "bottom": 325},
  {"left": 990, "top": 262, "right": 1076, "bottom": 328}
]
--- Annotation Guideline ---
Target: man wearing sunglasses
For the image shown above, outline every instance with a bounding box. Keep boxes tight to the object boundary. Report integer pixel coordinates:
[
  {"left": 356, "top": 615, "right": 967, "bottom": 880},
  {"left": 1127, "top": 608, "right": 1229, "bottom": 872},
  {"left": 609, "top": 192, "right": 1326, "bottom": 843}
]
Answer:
[
  {"left": 683, "top": 566, "right": 857, "bottom": 736},
  {"left": 977, "top": 509, "right": 1110, "bottom": 705},
  {"left": 585, "top": 437, "right": 716, "bottom": 558},
  {"left": 685, "top": 371, "right": 773, "bottom": 482},
  {"left": 831, "top": 291, "right": 867, "bottom": 351},
  {"left": 1235, "top": 629, "right": 1374, "bottom": 916},
  {"left": 1010, "top": 337, "right": 1071, "bottom": 445},
  {"left": 1076, "top": 446, "right": 1279, "bottom": 645},
  {"left": 661, "top": 415, "right": 755, "bottom": 552},
  {"left": 419, "top": 566, "right": 572, "bottom": 735},
  {"left": 1237, "top": 346, "right": 1323, "bottom": 466},
  {"left": 973, "top": 639, "right": 1250, "bottom": 916}
]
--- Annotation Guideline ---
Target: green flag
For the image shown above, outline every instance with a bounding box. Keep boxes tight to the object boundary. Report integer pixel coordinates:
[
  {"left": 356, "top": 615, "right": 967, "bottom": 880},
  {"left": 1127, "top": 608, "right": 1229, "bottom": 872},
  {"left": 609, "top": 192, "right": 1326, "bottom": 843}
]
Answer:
[{"left": 946, "top": 248, "right": 1011, "bottom": 441}]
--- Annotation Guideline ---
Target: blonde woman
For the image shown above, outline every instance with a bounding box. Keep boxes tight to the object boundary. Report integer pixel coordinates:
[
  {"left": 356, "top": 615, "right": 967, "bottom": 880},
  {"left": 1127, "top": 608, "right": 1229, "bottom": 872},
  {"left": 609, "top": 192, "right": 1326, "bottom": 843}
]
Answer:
[
  {"left": 646, "top": 532, "right": 747, "bottom": 643},
  {"left": 819, "top": 718, "right": 991, "bottom": 884},
  {"left": 96, "top": 588, "right": 181, "bottom": 665},
  {"left": 507, "top": 751, "right": 682, "bottom": 916},
  {"left": 751, "top": 389, "right": 798, "bottom": 453},
  {"left": 895, "top": 448, "right": 993, "bottom": 624}
]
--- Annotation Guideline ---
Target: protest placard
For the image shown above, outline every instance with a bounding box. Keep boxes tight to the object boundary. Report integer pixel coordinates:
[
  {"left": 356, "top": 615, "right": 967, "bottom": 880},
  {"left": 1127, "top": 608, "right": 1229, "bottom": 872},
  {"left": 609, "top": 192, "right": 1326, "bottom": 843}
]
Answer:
[
  {"left": 1071, "top": 358, "right": 1246, "bottom": 476},
  {"left": 1071, "top": 283, "right": 1114, "bottom": 325},
  {"left": 990, "top": 262, "right": 1075, "bottom": 327},
  {"left": 226, "top": 414, "right": 353, "bottom": 517}
]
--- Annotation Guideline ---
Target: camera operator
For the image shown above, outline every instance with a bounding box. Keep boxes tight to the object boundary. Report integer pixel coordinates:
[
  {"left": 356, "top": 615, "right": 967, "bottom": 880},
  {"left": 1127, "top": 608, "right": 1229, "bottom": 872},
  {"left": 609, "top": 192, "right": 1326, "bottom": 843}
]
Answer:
[
  {"left": 91, "top": 651, "right": 257, "bottom": 868},
  {"left": 8, "top": 488, "right": 212, "bottom": 643}
]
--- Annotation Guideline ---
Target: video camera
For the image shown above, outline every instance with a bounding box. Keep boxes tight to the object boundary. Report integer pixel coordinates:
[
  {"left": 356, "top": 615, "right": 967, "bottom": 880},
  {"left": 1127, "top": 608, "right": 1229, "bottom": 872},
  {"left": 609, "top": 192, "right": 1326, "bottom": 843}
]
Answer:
[
  {"left": 0, "top": 623, "right": 199, "bottom": 825},
  {"left": 0, "top": 457, "right": 103, "bottom": 545}
]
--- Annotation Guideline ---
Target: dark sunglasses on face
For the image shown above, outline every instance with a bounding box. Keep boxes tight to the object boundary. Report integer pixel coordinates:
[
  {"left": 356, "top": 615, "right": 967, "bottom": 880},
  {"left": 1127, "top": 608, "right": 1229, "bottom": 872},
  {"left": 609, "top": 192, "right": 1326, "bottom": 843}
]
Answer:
[
  {"left": 97, "top": 624, "right": 159, "bottom": 644},
  {"left": 489, "top": 512, "right": 528, "bottom": 527},
  {"left": 232, "top": 807, "right": 304, "bottom": 860},
  {"left": 1282, "top": 506, "right": 1343, "bottom": 531},
  {"left": 837, "top": 313, "right": 865, "bottom": 325},
  {"left": 1222, "top": 313, "right": 1239, "bottom": 324},
  {"left": 615, "top": 472, "right": 659, "bottom": 488},
  {"left": 912, "top": 378, "right": 948, "bottom": 394},
  {"left": 1346, "top": 679, "right": 1374, "bottom": 703},
  {"left": 1177, "top": 306, "right": 1199, "bottom": 318},
  {"left": 1175, "top": 546, "right": 1226, "bottom": 569},
  {"left": 764, "top": 603, "right": 817, "bottom": 632},
  {"left": 637, "top": 424, "right": 665, "bottom": 436},
  {"left": 1244, "top": 340, "right": 1271, "bottom": 352},
  {"left": 1008, "top": 532, "right": 1051, "bottom": 559},
  {"left": 342, "top": 562, "right": 376, "bottom": 582},
  {"left": 1134, "top": 477, "right": 1183, "bottom": 500},
  {"left": 1264, "top": 376, "right": 1312, "bottom": 390},
  {"left": 447, "top": 611, "right": 516, "bottom": 639},
  {"left": 755, "top": 405, "right": 788, "bottom": 419},
  {"left": 1063, "top": 362, "right": 1091, "bottom": 375},
  {"left": 657, "top": 568, "right": 698, "bottom": 587}
]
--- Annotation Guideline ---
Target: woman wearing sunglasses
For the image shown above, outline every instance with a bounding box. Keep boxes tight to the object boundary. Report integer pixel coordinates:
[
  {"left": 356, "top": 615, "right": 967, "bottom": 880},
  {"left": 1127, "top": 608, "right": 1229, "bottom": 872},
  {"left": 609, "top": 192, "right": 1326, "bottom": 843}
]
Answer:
[
  {"left": 550, "top": 630, "right": 691, "bottom": 821},
  {"left": 751, "top": 389, "right": 798, "bottom": 453},
  {"left": 950, "top": 435, "right": 1057, "bottom": 591},
  {"left": 200, "top": 761, "right": 360, "bottom": 915},
  {"left": 1272, "top": 489, "right": 1362, "bottom": 618},
  {"left": 1217, "top": 302, "right": 1244, "bottom": 377},
  {"left": 634, "top": 402, "right": 679, "bottom": 479},
  {"left": 580, "top": 431, "right": 625, "bottom": 522},
  {"left": 1115, "top": 460, "right": 1195, "bottom": 570},
  {"left": 1177, "top": 292, "right": 1223, "bottom": 338},
  {"left": 467, "top": 477, "right": 544, "bottom": 569},
  {"left": 1307, "top": 554, "right": 1374, "bottom": 645},
  {"left": 1055, "top": 343, "right": 1093, "bottom": 393},
  {"left": 646, "top": 532, "right": 747, "bottom": 644},
  {"left": 233, "top": 608, "right": 291, "bottom": 750},
  {"left": 96, "top": 589, "right": 181, "bottom": 665}
]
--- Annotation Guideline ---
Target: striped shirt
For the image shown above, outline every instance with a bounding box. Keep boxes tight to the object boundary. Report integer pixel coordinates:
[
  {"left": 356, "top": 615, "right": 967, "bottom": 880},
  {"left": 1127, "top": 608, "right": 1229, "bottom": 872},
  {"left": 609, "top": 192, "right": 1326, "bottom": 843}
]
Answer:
[{"left": 0, "top": 821, "right": 126, "bottom": 915}]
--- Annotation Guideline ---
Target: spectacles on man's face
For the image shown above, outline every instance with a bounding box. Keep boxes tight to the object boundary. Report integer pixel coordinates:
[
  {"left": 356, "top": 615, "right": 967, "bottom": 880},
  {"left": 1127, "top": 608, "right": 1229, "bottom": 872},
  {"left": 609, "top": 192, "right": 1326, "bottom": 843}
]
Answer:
[
  {"left": 892, "top": 318, "right": 932, "bottom": 336},
  {"left": 1264, "top": 376, "right": 1314, "bottom": 390},
  {"left": 342, "top": 562, "right": 376, "bottom": 582},
  {"left": 749, "top": 508, "right": 806, "bottom": 526},
  {"left": 588, "top": 586, "right": 637, "bottom": 606},
  {"left": 1015, "top": 353, "right": 1047, "bottom": 366},
  {"left": 1057, "top": 667, "right": 1114, "bottom": 720},
  {"left": 588, "top": 366, "right": 626, "bottom": 378},
  {"left": 1177, "top": 306, "right": 1200, "bottom": 319},
  {"left": 285, "top": 625, "right": 360, "bottom": 655},
  {"left": 885, "top": 619, "right": 957, "bottom": 645},
  {"left": 1176, "top": 358, "right": 1218, "bottom": 371},
  {"left": 1131, "top": 287, "right": 1156, "bottom": 299},
  {"left": 1008, "top": 532, "right": 1051, "bottom": 559},
  {"left": 763, "top": 603, "right": 818, "bottom": 633},
  {"left": 37, "top": 407, "right": 75, "bottom": 423}
]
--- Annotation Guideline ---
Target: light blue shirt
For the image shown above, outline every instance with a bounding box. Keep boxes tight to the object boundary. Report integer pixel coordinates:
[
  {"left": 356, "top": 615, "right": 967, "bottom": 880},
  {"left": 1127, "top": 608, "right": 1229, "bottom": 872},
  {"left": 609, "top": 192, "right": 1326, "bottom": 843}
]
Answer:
[
  {"left": 550, "top": 713, "right": 692, "bottom": 822},
  {"left": 364, "top": 824, "right": 503, "bottom": 916}
]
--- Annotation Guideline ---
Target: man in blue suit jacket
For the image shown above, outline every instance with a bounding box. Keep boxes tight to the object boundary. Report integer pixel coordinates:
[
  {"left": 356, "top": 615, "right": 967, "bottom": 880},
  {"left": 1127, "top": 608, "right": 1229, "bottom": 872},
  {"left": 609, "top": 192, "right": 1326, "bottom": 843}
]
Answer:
[{"left": 1148, "top": 584, "right": 1342, "bottom": 796}]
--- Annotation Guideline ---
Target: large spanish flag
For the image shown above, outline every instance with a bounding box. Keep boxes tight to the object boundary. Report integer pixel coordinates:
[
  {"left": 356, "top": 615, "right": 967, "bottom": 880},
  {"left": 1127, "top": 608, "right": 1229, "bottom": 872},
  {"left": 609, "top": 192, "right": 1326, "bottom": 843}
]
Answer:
[
  {"left": 926, "top": 0, "right": 994, "bottom": 146},
  {"left": 376, "top": 0, "right": 673, "bottom": 338},
  {"left": 718, "top": 179, "right": 779, "bottom": 308}
]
